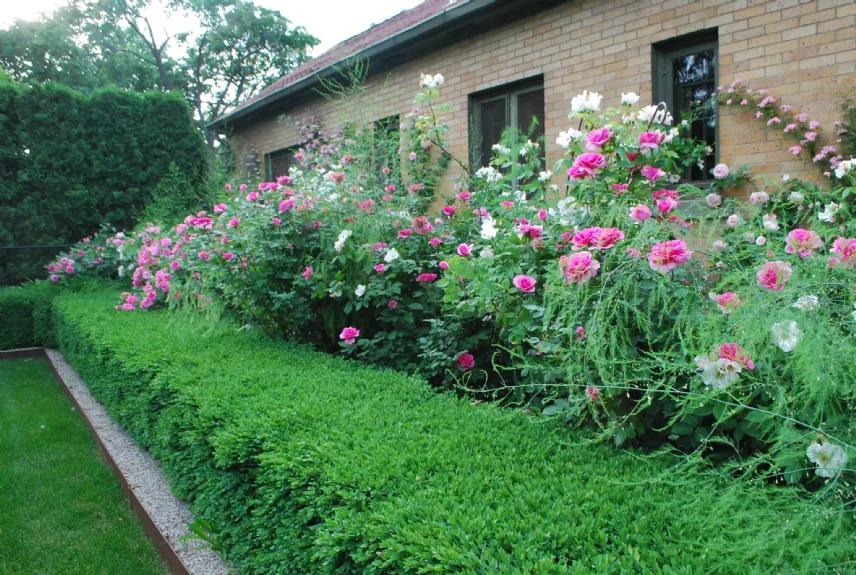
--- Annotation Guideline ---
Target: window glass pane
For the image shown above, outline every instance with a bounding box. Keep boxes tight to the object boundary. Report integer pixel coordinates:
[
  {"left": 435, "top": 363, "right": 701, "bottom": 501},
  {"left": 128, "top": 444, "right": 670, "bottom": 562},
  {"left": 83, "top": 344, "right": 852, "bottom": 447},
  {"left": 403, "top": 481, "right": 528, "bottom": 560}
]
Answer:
[
  {"left": 478, "top": 97, "right": 507, "bottom": 165},
  {"left": 516, "top": 88, "right": 545, "bottom": 160},
  {"left": 374, "top": 115, "right": 400, "bottom": 185},
  {"left": 671, "top": 48, "right": 716, "bottom": 181},
  {"left": 267, "top": 149, "right": 294, "bottom": 180}
]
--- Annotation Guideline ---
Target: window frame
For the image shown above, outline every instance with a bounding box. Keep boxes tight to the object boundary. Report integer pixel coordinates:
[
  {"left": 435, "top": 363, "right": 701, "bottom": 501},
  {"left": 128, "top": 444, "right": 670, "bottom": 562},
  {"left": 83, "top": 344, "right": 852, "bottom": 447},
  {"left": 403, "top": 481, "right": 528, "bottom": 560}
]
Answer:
[
  {"left": 652, "top": 29, "right": 719, "bottom": 187},
  {"left": 264, "top": 146, "right": 298, "bottom": 181},
  {"left": 468, "top": 76, "right": 545, "bottom": 170}
]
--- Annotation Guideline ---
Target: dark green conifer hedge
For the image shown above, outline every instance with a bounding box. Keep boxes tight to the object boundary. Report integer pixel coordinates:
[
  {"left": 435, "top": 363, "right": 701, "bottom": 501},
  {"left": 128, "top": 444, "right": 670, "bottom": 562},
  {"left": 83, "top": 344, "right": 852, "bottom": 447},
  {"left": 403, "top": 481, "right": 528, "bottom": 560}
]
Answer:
[{"left": 0, "top": 79, "right": 205, "bottom": 285}]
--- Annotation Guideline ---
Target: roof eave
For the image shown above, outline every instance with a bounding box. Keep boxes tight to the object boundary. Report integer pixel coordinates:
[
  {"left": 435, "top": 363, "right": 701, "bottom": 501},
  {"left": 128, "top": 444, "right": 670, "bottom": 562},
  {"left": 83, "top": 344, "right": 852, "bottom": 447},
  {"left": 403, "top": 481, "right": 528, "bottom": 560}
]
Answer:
[{"left": 206, "top": 0, "right": 497, "bottom": 132}]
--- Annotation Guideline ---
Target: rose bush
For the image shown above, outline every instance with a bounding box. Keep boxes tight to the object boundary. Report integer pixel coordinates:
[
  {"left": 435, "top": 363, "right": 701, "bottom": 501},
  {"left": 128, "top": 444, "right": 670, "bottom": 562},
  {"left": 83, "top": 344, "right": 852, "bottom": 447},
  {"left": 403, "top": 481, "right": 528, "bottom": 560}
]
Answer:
[{"left": 47, "top": 77, "right": 855, "bottom": 489}]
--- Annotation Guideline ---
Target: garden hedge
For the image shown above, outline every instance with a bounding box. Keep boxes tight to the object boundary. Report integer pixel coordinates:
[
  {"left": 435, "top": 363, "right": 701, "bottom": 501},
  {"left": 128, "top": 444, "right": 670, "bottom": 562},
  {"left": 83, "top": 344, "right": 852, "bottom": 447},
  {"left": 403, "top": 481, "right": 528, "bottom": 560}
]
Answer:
[
  {"left": 3, "top": 283, "right": 855, "bottom": 573},
  {"left": 0, "top": 79, "right": 206, "bottom": 285}
]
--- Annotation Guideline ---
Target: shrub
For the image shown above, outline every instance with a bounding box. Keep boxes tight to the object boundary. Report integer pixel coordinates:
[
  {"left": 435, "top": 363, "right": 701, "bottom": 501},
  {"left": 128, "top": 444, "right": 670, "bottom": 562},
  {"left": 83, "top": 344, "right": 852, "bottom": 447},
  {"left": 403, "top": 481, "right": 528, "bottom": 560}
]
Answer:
[
  {"left": 36, "top": 286, "right": 856, "bottom": 573},
  {"left": 0, "top": 281, "right": 59, "bottom": 349},
  {"left": 46, "top": 77, "right": 856, "bottom": 489},
  {"left": 0, "top": 79, "right": 206, "bottom": 285}
]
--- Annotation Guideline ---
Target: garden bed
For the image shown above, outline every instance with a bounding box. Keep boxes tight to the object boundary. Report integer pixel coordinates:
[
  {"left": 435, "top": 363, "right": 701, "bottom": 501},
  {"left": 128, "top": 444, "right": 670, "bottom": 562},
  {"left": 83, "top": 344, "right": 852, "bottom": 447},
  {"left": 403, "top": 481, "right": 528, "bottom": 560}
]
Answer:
[{"left": 3, "top": 283, "right": 854, "bottom": 574}]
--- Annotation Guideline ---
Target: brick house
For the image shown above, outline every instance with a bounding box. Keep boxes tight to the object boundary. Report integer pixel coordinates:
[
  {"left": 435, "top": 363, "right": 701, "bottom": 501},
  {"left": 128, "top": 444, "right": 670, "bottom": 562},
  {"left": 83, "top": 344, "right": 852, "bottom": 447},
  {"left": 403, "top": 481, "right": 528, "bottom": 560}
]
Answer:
[{"left": 208, "top": 0, "right": 856, "bottom": 200}]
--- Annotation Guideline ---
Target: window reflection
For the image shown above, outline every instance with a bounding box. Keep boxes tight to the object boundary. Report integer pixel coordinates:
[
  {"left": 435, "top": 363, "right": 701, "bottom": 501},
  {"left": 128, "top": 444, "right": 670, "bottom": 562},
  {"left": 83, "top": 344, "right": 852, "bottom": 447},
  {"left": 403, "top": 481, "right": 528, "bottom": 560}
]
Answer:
[{"left": 672, "top": 49, "right": 716, "bottom": 182}]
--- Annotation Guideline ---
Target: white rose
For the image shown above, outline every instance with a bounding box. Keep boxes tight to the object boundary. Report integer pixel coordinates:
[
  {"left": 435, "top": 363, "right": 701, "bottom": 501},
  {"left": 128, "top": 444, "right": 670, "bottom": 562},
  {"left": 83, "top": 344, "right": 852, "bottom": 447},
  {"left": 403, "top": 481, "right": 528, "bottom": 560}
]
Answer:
[
  {"left": 621, "top": 92, "right": 640, "bottom": 105},
  {"left": 792, "top": 295, "right": 820, "bottom": 312},
  {"left": 480, "top": 217, "right": 498, "bottom": 240},
  {"left": 355, "top": 284, "right": 366, "bottom": 297},
  {"left": 712, "top": 163, "right": 730, "bottom": 180},
  {"left": 771, "top": 321, "right": 802, "bottom": 352},
  {"left": 384, "top": 248, "right": 400, "bottom": 263},
  {"left": 807, "top": 442, "right": 847, "bottom": 478}
]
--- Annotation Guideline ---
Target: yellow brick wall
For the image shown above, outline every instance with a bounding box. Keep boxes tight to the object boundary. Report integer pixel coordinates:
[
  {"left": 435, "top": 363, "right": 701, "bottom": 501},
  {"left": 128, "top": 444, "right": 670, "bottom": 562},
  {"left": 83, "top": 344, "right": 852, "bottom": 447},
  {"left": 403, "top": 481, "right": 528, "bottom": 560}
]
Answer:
[{"left": 228, "top": 0, "right": 856, "bottom": 200}]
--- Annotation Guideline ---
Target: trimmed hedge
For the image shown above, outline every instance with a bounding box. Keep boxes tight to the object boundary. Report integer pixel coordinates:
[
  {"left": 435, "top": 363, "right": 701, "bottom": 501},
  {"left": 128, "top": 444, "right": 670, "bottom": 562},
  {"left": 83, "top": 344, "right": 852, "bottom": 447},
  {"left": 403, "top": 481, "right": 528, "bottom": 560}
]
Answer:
[
  {"left": 0, "top": 80, "right": 206, "bottom": 285},
  {"left": 3, "top": 284, "right": 855, "bottom": 573},
  {"left": 0, "top": 282, "right": 56, "bottom": 349}
]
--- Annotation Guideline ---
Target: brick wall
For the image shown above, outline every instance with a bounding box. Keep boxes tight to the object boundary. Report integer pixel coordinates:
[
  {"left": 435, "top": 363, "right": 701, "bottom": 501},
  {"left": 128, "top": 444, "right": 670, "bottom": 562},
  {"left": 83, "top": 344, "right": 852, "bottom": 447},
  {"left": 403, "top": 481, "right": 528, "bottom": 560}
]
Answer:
[{"left": 229, "top": 0, "right": 856, "bottom": 201}]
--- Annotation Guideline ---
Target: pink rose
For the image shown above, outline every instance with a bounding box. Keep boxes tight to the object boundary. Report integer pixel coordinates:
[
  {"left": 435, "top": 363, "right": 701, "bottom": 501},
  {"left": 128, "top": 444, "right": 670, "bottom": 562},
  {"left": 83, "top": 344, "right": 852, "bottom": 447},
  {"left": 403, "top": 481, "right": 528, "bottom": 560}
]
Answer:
[
  {"left": 638, "top": 131, "right": 662, "bottom": 154},
  {"left": 629, "top": 205, "right": 652, "bottom": 221},
  {"left": 720, "top": 342, "right": 755, "bottom": 371},
  {"left": 246, "top": 191, "right": 259, "bottom": 201},
  {"left": 559, "top": 251, "right": 601, "bottom": 284},
  {"left": 710, "top": 292, "right": 742, "bottom": 314},
  {"left": 585, "top": 126, "right": 612, "bottom": 151},
  {"left": 374, "top": 264, "right": 385, "bottom": 273},
  {"left": 442, "top": 205, "right": 456, "bottom": 216},
  {"left": 340, "top": 326, "right": 360, "bottom": 345},
  {"left": 712, "top": 163, "right": 729, "bottom": 179},
  {"left": 831, "top": 237, "right": 856, "bottom": 267},
  {"left": 279, "top": 199, "right": 295, "bottom": 212},
  {"left": 648, "top": 239, "right": 692, "bottom": 273},
  {"left": 756, "top": 261, "right": 792, "bottom": 292},
  {"left": 302, "top": 266, "right": 313, "bottom": 279},
  {"left": 567, "top": 153, "right": 606, "bottom": 179},
  {"left": 512, "top": 274, "right": 537, "bottom": 293},
  {"left": 785, "top": 229, "right": 822, "bottom": 258},
  {"left": 656, "top": 198, "right": 679, "bottom": 214},
  {"left": 457, "top": 353, "right": 475, "bottom": 372},
  {"left": 641, "top": 165, "right": 666, "bottom": 182},
  {"left": 457, "top": 243, "right": 473, "bottom": 257},
  {"left": 416, "top": 273, "right": 437, "bottom": 283},
  {"left": 388, "top": 299, "right": 398, "bottom": 309},
  {"left": 439, "top": 261, "right": 449, "bottom": 270},
  {"left": 214, "top": 203, "right": 227, "bottom": 213}
]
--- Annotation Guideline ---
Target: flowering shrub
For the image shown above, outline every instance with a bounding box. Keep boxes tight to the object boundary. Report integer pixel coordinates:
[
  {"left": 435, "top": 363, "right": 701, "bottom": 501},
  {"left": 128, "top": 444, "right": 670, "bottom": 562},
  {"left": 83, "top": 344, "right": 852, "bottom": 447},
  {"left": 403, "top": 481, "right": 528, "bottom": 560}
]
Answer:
[{"left": 48, "top": 78, "right": 856, "bottom": 490}]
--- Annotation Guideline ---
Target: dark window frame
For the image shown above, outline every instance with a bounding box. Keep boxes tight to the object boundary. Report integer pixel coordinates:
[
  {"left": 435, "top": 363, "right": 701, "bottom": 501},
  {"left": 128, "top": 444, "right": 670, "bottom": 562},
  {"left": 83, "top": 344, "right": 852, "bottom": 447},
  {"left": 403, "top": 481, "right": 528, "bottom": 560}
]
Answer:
[
  {"left": 652, "top": 29, "right": 719, "bottom": 186},
  {"left": 264, "top": 146, "right": 298, "bottom": 181},
  {"left": 468, "top": 75, "right": 545, "bottom": 170}
]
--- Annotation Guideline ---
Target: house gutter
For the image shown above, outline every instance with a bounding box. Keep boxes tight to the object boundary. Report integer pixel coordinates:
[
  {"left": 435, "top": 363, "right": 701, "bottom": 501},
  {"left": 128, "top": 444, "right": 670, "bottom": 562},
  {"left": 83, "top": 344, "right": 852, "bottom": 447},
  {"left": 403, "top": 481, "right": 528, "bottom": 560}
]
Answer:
[{"left": 207, "top": 0, "right": 498, "bottom": 132}]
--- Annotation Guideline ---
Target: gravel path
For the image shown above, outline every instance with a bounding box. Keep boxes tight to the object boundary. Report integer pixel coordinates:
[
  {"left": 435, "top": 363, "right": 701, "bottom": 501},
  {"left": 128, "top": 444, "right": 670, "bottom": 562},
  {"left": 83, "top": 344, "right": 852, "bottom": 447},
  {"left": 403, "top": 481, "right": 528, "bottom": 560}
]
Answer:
[{"left": 45, "top": 349, "right": 232, "bottom": 575}]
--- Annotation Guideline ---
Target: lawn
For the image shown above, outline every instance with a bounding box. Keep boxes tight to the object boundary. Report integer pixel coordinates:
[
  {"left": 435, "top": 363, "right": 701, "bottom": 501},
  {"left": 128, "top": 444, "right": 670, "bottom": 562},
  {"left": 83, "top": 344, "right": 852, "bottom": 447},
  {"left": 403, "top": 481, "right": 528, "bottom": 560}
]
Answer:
[{"left": 0, "top": 357, "right": 166, "bottom": 575}]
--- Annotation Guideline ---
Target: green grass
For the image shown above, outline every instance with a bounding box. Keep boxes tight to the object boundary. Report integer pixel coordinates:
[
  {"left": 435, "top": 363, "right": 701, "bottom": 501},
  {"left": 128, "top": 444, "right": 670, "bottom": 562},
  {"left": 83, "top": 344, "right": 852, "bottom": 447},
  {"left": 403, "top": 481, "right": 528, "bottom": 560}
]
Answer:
[{"left": 0, "top": 357, "right": 166, "bottom": 575}]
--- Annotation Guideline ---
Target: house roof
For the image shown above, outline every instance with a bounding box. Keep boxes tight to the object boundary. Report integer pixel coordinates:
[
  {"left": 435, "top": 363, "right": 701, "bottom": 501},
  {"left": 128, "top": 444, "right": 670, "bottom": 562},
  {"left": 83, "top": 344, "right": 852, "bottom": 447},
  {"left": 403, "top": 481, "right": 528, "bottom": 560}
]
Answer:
[{"left": 208, "top": 0, "right": 468, "bottom": 129}]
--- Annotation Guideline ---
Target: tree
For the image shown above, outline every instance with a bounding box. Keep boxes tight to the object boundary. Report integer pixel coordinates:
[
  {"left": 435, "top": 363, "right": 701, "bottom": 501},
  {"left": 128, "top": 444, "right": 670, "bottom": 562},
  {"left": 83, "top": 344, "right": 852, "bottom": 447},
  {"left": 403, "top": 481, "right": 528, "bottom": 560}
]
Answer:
[
  {"left": 0, "top": 0, "right": 319, "bottom": 148},
  {"left": 181, "top": 0, "right": 318, "bottom": 144}
]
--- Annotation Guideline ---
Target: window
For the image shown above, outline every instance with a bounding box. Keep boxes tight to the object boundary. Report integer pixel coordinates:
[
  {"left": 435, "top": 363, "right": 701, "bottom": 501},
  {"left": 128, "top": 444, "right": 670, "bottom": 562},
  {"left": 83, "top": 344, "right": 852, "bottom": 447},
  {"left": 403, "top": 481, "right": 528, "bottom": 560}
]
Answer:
[
  {"left": 469, "top": 77, "right": 545, "bottom": 168},
  {"left": 653, "top": 30, "right": 718, "bottom": 183},
  {"left": 264, "top": 147, "right": 297, "bottom": 181},
  {"left": 373, "top": 115, "right": 400, "bottom": 184}
]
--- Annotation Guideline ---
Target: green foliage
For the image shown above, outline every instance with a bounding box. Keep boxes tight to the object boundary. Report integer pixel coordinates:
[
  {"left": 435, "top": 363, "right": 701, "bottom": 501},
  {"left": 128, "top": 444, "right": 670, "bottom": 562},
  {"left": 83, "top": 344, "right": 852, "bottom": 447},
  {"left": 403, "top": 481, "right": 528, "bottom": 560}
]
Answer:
[
  {"left": 0, "top": 79, "right": 206, "bottom": 285},
  {"left": 0, "top": 281, "right": 59, "bottom": 349},
  {"left": 1, "top": 0, "right": 319, "bottom": 139},
  {"left": 16, "top": 285, "right": 852, "bottom": 573},
  {"left": 0, "top": 357, "right": 166, "bottom": 574}
]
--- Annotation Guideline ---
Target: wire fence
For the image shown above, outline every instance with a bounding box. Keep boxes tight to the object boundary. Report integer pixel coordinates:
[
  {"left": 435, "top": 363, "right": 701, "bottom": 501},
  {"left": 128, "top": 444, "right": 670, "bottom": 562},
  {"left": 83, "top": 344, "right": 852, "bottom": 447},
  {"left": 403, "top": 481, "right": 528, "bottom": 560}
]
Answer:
[{"left": 0, "top": 245, "right": 73, "bottom": 287}]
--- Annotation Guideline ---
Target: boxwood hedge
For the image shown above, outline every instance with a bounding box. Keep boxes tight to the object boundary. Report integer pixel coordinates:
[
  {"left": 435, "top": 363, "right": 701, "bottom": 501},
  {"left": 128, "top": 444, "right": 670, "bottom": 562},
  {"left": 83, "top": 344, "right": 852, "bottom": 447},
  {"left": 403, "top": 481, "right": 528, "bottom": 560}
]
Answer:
[{"left": 3, "top": 284, "right": 854, "bottom": 573}]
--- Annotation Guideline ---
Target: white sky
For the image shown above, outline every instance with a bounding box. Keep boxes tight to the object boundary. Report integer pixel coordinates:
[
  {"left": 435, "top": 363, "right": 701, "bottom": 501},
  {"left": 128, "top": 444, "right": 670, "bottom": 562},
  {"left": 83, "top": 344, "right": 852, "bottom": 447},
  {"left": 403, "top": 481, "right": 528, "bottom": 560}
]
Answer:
[{"left": 0, "top": 0, "right": 425, "bottom": 56}]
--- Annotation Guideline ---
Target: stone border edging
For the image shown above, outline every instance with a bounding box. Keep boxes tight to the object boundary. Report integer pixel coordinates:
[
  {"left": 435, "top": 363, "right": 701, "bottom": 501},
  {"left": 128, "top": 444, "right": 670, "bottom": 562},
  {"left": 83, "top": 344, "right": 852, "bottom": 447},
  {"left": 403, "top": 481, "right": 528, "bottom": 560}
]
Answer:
[{"left": 0, "top": 347, "right": 230, "bottom": 575}]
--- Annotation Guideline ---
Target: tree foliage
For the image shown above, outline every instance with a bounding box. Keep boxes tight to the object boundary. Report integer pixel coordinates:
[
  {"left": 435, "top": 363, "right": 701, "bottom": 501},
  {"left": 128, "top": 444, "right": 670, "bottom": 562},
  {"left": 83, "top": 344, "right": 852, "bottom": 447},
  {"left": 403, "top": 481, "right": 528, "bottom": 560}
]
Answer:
[{"left": 0, "top": 0, "right": 319, "bottom": 142}]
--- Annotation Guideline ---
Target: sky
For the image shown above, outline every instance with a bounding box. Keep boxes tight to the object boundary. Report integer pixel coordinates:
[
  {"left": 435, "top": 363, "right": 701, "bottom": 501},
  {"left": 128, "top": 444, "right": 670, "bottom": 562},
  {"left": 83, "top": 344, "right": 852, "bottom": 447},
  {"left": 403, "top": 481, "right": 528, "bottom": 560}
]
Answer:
[{"left": 0, "top": 0, "right": 425, "bottom": 56}]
